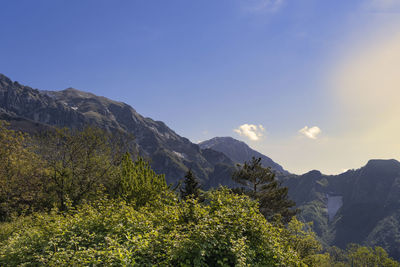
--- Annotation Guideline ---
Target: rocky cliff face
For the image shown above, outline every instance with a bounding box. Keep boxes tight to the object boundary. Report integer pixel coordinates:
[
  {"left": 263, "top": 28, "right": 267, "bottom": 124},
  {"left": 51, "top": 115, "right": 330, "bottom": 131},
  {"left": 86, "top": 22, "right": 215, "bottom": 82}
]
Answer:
[
  {"left": 0, "top": 74, "right": 235, "bottom": 186},
  {"left": 283, "top": 159, "right": 400, "bottom": 259},
  {"left": 0, "top": 74, "right": 86, "bottom": 128},
  {"left": 199, "top": 136, "right": 288, "bottom": 174}
]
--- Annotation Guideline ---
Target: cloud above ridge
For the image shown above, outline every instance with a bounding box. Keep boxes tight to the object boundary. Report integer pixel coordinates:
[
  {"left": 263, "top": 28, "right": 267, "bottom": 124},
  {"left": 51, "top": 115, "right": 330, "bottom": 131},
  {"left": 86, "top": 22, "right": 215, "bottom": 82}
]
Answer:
[
  {"left": 234, "top": 124, "right": 265, "bottom": 141},
  {"left": 299, "top": 126, "right": 321, "bottom": 139}
]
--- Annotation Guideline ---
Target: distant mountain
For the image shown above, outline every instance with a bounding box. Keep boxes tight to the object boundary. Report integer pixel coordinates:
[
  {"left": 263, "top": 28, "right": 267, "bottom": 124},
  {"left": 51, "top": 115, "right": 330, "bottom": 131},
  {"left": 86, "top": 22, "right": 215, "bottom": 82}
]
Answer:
[
  {"left": 198, "top": 136, "right": 400, "bottom": 260},
  {"left": 2, "top": 73, "right": 400, "bottom": 259},
  {"left": 0, "top": 73, "right": 236, "bottom": 187},
  {"left": 283, "top": 159, "right": 400, "bottom": 260},
  {"left": 199, "top": 136, "right": 289, "bottom": 175}
]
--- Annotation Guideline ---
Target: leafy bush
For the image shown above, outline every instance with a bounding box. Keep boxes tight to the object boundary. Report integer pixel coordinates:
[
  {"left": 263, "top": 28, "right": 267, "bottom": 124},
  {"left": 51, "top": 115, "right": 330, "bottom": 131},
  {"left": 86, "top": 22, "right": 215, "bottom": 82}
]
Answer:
[
  {"left": 0, "top": 189, "right": 312, "bottom": 266},
  {"left": 0, "top": 121, "right": 48, "bottom": 221}
]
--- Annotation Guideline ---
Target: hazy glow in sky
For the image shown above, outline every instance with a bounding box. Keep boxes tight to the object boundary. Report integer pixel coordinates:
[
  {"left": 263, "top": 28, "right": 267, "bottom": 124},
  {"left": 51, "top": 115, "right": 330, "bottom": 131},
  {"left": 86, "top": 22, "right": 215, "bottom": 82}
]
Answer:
[{"left": 1, "top": 0, "right": 399, "bottom": 174}]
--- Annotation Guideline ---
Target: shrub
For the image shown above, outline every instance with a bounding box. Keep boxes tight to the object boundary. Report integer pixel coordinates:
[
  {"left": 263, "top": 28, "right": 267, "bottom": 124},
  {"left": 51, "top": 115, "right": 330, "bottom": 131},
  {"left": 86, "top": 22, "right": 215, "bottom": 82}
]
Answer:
[{"left": 0, "top": 189, "right": 308, "bottom": 266}]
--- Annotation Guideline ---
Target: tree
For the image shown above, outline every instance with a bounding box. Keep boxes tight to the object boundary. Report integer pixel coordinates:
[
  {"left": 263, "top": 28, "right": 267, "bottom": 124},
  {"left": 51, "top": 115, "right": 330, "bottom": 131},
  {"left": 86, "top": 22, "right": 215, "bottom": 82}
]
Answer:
[
  {"left": 0, "top": 121, "right": 47, "bottom": 221},
  {"left": 117, "top": 153, "right": 167, "bottom": 207},
  {"left": 36, "top": 127, "right": 121, "bottom": 210},
  {"left": 180, "top": 169, "right": 201, "bottom": 199},
  {"left": 232, "top": 157, "right": 298, "bottom": 223},
  {"left": 345, "top": 244, "right": 399, "bottom": 267}
]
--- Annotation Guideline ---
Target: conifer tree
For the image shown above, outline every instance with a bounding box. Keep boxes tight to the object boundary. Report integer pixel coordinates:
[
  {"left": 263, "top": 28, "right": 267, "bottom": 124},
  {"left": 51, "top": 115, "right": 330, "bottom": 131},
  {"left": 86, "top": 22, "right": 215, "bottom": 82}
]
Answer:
[
  {"left": 180, "top": 169, "right": 201, "bottom": 199},
  {"left": 119, "top": 153, "right": 167, "bottom": 207},
  {"left": 232, "top": 157, "right": 298, "bottom": 223}
]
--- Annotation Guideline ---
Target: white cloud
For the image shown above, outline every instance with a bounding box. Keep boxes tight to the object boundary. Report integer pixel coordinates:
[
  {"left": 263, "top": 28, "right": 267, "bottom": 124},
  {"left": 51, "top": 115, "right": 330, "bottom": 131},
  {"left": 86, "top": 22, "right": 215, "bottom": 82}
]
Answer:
[
  {"left": 299, "top": 126, "right": 321, "bottom": 139},
  {"left": 234, "top": 124, "right": 265, "bottom": 141},
  {"left": 241, "top": 0, "right": 284, "bottom": 13}
]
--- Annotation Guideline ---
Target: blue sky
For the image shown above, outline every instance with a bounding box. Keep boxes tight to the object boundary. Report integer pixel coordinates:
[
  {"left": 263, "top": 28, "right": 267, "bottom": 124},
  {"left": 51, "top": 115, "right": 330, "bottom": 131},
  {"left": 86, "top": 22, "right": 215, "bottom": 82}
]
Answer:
[{"left": 1, "top": 0, "right": 400, "bottom": 174}]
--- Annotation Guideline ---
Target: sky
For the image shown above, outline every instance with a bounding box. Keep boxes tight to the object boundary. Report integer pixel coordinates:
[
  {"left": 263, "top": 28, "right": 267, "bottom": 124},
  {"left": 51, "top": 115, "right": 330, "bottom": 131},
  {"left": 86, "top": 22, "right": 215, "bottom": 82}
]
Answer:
[{"left": 1, "top": 0, "right": 400, "bottom": 174}]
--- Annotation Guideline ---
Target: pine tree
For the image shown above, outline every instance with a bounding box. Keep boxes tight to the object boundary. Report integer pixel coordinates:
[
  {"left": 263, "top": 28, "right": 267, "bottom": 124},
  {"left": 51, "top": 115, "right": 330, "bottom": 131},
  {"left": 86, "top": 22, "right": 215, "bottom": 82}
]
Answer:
[
  {"left": 232, "top": 157, "right": 298, "bottom": 223},
  {"left": 119, "top": 153, "right": 167, "bottom": 207},
  {"left": 180, "top": 169, "right": 201, "bottom": 199}
]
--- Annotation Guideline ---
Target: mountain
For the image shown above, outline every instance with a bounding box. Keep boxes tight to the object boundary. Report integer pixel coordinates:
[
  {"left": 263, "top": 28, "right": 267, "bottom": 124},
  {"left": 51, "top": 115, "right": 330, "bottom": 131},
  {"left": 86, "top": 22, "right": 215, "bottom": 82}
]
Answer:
[
  {"left": 0, "top": 73, "right": 236, "bottom": 187},
  {"left": 2, "top": 73, "right": 400, "bottom": 259},
  {"left": 199, "top": 136, "right": 289, "bottom": 174},
  {"left": 198, "top": 137, "right": 400, "bottom": 260},
  {"left": 283, "top": 159, "right": 400, "bottom": 260}
]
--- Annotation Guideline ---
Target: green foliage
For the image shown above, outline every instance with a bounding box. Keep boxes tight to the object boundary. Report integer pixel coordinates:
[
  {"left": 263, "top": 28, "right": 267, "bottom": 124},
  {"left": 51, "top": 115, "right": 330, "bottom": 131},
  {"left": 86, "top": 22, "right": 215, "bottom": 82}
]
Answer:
[
  {"left": 306, "top": 245, "right": 400, "bottom": 267},
  {"left": 0, "top": 188, "right": 317, "bottom": 266},
  {"left": 180, "top": 169, "right": 201, "bottom": 199},
  {"left": 36, "top": 126, "right": 121, "bottom": 210},
  {"left": 345, "top": 244, "right": 399, "bottom": 267},
  {"left": 281, "top": 219, "right": 322, "bottom": 265},
  {"left": 0, "top": 121, "right": 48, "bottom": 221},
  {"left": 170, "top": 188, "right": 304, "bottom": 266},
  {"left": 117, "top": 153, "right": 167, "bottom": 207},
  {"left": 0, "top": 121, "right": 134, "bottom": 221},
  {"left": 233, "top": 157, "right": 298, "bottom": 223}
]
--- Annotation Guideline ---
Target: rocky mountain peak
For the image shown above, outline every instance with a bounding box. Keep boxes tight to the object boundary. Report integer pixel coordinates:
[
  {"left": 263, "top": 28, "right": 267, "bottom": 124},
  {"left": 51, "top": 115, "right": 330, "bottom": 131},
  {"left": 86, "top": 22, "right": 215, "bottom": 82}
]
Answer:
[
  {"left": 0, "top": 73, "right": 236, "bottom": 187},
  {"left": 59, "top": 87, "right": 97, "bottom": 99},
  {"left": 0, "top": 73, "right": 12, "bottom": 84},
  {"left": 303, "top": 170, "right": 323, "bottom": 177},
  {"left": 365, "top": 159, "right": 400, "bottom": 170},
  {"left": 199, "top": 136, "right": 288, "bottom": 174}
]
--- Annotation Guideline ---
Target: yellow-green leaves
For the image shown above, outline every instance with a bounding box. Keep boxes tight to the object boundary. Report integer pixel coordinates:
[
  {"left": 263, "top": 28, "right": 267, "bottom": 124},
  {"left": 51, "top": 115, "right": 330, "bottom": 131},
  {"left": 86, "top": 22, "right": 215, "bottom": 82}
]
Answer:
[
  {"left": 0, "top": 121, "right": 46, "bottom": 221},
  {"left": 119, "top": 153, "right": 167, "bottom": 207}
]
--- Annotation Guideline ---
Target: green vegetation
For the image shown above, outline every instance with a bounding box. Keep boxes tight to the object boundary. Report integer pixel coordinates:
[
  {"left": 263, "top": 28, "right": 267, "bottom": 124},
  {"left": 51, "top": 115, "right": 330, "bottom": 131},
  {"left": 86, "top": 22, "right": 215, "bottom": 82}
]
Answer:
[
  {"left": 180, "top": 169, "right": 201, "bottom": 199},
  {"left": 36, "top": 127, "right": 123, "bottom": 210},
  {"left": 313, "top": 245, "right": 400, "bottom": 266},
  {"left": 233, "top": 157, "right": 298, "bottom": 224},
  {"left": 0, "top": 190, "right": 315, "bottom": 266},
  {"left": 0, "top": 121, "right": 398, "bottom": 266},
  {"left": 117, "top": 153, "right": 167, "bottom": 207},
  {"left": 0, "top": 121, "right": 47, "bottom": 221}
]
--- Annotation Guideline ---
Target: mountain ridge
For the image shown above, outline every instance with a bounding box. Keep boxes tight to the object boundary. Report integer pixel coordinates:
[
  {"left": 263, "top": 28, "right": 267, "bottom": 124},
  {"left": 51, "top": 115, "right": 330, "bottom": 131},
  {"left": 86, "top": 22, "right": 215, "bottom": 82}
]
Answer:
[
  {"left": 199, "top": 136, "right": 289, "bottom": 174},
  {"left": 283, "top": 158, "right": 400, "bottom": 259},
  {"left": 0, "top": 73, "right": 238, "bottom": 187}
]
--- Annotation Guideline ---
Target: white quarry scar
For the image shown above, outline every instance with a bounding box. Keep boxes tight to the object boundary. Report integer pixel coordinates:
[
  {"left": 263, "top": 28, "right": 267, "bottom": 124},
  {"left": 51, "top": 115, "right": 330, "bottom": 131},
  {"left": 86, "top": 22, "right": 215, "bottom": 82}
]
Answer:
[{"left": 326, "top": 194, "right": 343, "bottom": 221}]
